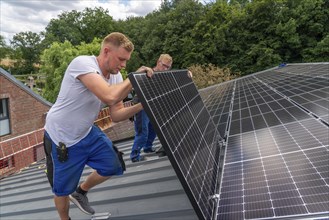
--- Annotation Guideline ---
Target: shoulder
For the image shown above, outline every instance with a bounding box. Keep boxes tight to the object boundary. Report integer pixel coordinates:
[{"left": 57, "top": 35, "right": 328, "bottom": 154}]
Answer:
[
  {"left": 67, "top": 56, "right": 99, "bottom": 78},
  {"left": 68, "top": 55, "right": 98, "bottom": 71},
  {"left": 71, "top": 55, "right": 95, "bottom": 64}
]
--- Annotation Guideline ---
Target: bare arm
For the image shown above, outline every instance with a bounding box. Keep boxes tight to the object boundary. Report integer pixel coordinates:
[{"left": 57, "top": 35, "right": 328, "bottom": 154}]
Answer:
[
  {"left": 78, "top": 66, "right": 153, "bottom": 106},
  {"left": 79, "top": 73, "right": 132, "bottom": 106},
  {"left": 109, "top": 101, "right": 143, "bottom": 122}
]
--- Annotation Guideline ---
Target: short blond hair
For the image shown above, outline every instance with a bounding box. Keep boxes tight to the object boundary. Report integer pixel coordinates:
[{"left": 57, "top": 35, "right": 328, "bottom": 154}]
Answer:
[
  {"left": 158, "top": 54, "right": 173, "bottom": 63},
  {"left": 101, "top": 32, "right": 134, "bottom": 52}
]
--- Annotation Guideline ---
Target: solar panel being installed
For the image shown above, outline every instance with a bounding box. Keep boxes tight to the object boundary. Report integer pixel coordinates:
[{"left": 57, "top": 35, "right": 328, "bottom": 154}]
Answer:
[
  {"left": 129, "top": 63, "right": 329, "bottom": 220},
  {"left": 129, "top": 70, "right": 224, "bottom": 220}
]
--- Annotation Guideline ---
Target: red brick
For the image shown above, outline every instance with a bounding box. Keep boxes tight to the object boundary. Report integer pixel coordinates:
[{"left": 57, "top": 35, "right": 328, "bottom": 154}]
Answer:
[
  {"left": 1, "top": 141, "right": 12, "bottom": 157},
  {"left": 11, "top": 139, "right": 21, "bottom": 153},
  {"left": 27, "top": 133, "right": 37, "bottom": 146},
  {"left": 19, "top": 136, "right": 29, "bottom": 149}
]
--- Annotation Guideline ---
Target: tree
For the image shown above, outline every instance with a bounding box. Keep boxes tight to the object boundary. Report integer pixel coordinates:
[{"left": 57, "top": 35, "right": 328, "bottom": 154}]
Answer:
[
  {"left": 117, "top": 16, "right": 148, "bottom": 72},
  {"left": 131, "top": 0, "right": 205, "bottom": 69},
  {"left": 163, "top": 0, "right": 205, "bottom": 68},
  {"left": 43, "top": 7, "right": 116, "bottom": 47},
  {"left": 39, "top": 0, "right": 329, "bottom": 103},
  {"left": 10, "top": 31, "right": 42, "bottom": 74},
  {"left": 0, "top": 35, "right": 11, "bottom": 61},
  {"left": 190, "top": 1, "right": 243, "bottom": 69},
  {"left": 302, "top": 34, "right": 329, "bottom": 62},
  {"left": 138, "top": 10, "right": 172, "bottom": 67},
  {"left": 41, "top": 41, "right": 76, "bottom": 103},
  {"left": 293, "top": 0, "right": 329, "bottom": 61},
  {"left": 40, "top": 38, "right": 101, "bottom": 103}
]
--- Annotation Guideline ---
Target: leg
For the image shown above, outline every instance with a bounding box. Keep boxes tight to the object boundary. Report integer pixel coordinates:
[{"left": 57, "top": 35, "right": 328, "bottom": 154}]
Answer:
[
  {"left": 144, "top": 119, "right": 157, "bottom": 152},
  {"left": 70, "top": 126, "right": 123, "bottom": 215},
  {"left": 54, "top": 195, "right": 70, "bottom": 220},
  {"left": 130, "top": 110, "right": 149, "bottom": 161},
  {"left": 69, "top": 171, "right": 111, "bottom": 215},
  {"left": 44, "top": 131, "right": 86, "bottom": 219},
  {"left": 80, "top": 170, "right": 111, "bottom": 191}
]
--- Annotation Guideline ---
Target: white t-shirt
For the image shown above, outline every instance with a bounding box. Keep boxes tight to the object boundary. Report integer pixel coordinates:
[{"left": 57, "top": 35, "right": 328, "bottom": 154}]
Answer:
[{"left": 45, "top": 55, "right": 123, "bottom": 147}]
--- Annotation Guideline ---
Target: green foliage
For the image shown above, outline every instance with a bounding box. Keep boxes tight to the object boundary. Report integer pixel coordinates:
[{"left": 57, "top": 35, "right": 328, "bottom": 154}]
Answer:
[
  {"left": 43, "top": 7, "right": 116, "bottom": 47},
  {"left": 117, "top": 16, "right": 149, "bottom": 72},
  {"left": 188, "top": 0, "right": 328, "bottom": 74},
  {"left": 121, "top": 0, "right": 206, "bottom": 70},
  {"left": 163, "top": 0, "right": 205, "bottom": 68},
  {"left": 0, "top": 35, "right": 10, "bottom": 61},
  {"left": 302, "top": 34, "right": 329, "bottom": 62},
  {"left": 76, "top": 38, "right": 102, "bottom": 55},
  {"left": 40, "top": 41, "right": 77, "bottom": 103},
  {"left": 10, "top": 31, "right": 42, "bottom": 75},
  {"left": 40, "top": 38, "right": 102, "bottom": 103},
  {"left": 139, "top": 10, "right": 171, "bottom": 66},
  {"left": 120, "top": 68, "right": 129, "bottom": 79}
]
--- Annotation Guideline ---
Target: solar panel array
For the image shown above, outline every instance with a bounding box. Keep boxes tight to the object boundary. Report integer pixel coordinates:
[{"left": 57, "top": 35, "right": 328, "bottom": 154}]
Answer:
[
  {"left": 129, "top": 63, "right": 329, "bottom": 220},
  {"left": 202, "top": 63, "right": 329, "bottom": 219},
  {"left": 129, "top": 70, "right": 223, "bottom": 220}
]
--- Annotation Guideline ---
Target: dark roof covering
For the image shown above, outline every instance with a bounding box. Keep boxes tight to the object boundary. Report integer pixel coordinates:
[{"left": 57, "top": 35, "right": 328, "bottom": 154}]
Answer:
[{"left": 0, "top": 67, "right": 52, "bottom": 107}]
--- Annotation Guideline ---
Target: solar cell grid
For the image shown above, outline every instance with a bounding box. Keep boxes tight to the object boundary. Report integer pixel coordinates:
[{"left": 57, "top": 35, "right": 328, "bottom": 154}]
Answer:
[
  {"left": 255, "top": 68, "right": 329, "bottom": 124},
  {"left": 202, "top": 82, "right": 235, "bottom": 137},
  {"left": 216, "top": 64, "right": 328, "bottom": 219},
  {"left": 227, "top": 76, "right": 318, "bottom": 136},
  {"left": 219, "top": 133, "right": 328, "bottom": 219}
]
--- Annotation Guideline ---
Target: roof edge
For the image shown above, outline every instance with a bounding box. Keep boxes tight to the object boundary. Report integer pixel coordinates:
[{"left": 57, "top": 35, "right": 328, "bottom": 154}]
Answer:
[{"left": 0, "top": 67, "right": 53, "bottom": 107}]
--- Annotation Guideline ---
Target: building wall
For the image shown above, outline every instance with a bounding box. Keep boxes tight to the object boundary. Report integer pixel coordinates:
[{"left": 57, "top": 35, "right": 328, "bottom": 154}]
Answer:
[{"left": 0, "top": 75, "right": 51, "bottom": 142}]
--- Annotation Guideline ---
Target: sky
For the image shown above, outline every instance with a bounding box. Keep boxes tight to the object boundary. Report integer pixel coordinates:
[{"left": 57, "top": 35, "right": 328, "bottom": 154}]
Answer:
[{"left": 0, "top": 0, "right": 163, "bottom": 44}]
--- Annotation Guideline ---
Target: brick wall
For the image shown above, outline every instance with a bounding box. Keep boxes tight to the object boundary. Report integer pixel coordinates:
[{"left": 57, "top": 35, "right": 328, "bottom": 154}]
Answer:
[
  {"left": 105, "top": 119, "right": 135, "bottom": 142},
  {"left": 0, "top": 128, "right": 44, "bottom": 178},
  {"left": 0, "top": 75, "right": 51, "bottom": 142},
  {"left": 104, "top": 101, "right": 135, "bottom": 142}
]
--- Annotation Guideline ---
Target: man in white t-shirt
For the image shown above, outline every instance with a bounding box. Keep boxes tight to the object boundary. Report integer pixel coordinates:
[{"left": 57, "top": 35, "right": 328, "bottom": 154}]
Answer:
[{"left": 43, "top": 32, "right": 153, "bottom": 220}]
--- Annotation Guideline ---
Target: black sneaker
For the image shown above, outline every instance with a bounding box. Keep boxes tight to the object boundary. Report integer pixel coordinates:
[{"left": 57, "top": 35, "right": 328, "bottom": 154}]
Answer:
[
  {"left": 69, "top": 192, "right": 95, "bottom": 215},
  {"left": 131, "top": 155, "right": 145, "bottom": 163},
  {"left": 143, "top": 147, "right": 156, "bottom": 153}
]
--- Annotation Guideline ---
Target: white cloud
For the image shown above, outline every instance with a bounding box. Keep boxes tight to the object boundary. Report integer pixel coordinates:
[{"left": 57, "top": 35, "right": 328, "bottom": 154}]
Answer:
[{"left": 0, "top": 0, "right": 162, "bottom": 44}]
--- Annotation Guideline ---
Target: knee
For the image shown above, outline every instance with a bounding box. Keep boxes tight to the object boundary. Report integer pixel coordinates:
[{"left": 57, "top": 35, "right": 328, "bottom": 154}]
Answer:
[{"left": 98, "top": 161, "right": 123, "bottom": 176}]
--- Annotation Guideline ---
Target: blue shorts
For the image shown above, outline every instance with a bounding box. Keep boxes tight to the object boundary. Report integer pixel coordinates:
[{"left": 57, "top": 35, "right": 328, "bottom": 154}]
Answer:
[{"left": 44, "top": 125, "right": 123, "bottom": 196}]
